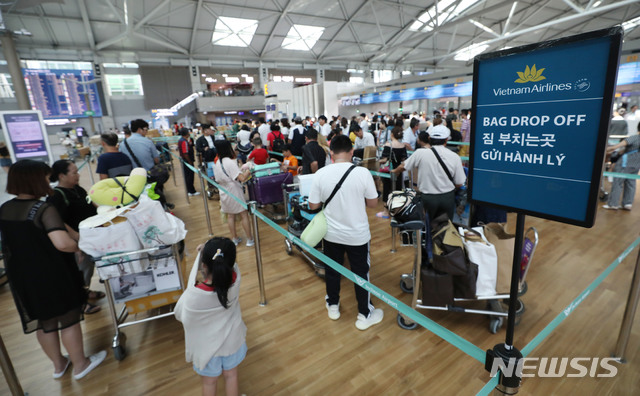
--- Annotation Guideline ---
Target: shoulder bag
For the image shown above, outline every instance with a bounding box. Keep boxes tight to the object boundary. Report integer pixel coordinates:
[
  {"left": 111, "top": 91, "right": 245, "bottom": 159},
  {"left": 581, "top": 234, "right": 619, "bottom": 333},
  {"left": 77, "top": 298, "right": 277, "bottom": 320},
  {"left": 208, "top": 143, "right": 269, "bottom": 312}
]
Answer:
[
  {"left": 300, "top": 165, "right": 356, "bottom": 246},
  {"left": 124, "top": 138, "right": 170, "bottom": 184}
]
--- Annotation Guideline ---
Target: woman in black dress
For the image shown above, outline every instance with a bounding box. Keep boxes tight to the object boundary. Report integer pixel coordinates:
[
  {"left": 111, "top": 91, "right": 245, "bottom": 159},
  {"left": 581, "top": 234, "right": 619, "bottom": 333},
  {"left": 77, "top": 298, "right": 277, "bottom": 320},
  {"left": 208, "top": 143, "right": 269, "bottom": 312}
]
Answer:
[
  {"left": 0, "top": 160, "right": 106, "bottom": 380},
  {"left": 378, "top": 126, "right": 408, "bottom": 218},
  {"left": 48, "top": 159, "right": 103, "bottom": 314}
]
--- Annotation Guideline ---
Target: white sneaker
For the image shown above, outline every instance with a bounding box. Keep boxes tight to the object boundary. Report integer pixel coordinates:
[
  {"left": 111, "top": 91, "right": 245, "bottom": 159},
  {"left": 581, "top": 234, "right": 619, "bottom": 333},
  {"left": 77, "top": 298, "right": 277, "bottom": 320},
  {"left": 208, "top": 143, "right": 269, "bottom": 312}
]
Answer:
[
  {"left": 73, "top": 350, "right": 107, "bottom": 380},
  {"left": 355, "top": 308, "right": 384, "bottom": 330},
  {"left": 602, "top": 204, "right": 620, "bottom": 210},
  {"left": 326, "top": 302, "right": 340, "bottom": 320},
  {"left": 188, "top": 191, "right": 201, "bottom": 197},
  {"left": 623, "top": 204, "right": 633, "bottom": 210},
  {"left": 246, "top": 239, "right": 255, "bottom": 247},
  {"left": 232, "top": 237, "right": 242, "bottom": 246}
]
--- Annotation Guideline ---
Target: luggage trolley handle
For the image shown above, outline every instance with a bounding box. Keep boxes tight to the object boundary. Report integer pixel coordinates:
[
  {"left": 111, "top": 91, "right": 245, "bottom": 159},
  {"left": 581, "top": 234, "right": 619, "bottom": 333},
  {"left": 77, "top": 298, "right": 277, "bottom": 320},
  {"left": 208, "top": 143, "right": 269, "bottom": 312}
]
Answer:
[
  {"left": 95, "top": 245, "right": 172, "bottom": 265},
  {"left": 520, "top": 227, "right": 539, "bottom": 284}
]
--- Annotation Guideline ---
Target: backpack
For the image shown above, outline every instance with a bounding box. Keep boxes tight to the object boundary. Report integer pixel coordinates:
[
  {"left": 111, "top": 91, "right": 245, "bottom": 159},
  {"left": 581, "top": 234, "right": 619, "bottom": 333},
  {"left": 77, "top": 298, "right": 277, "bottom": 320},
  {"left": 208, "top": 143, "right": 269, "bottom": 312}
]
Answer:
[
  {"left": 271, "top": 131, "right": 285, "bottom": 152},
  {"left": 387, "top": 189, "right": 423, "bottom": 223}
]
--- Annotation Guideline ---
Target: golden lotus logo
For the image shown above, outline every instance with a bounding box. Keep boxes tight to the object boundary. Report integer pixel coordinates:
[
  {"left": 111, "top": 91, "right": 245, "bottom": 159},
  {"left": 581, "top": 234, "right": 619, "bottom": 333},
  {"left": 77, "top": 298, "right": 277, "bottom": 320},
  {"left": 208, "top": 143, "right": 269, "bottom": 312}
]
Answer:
[{"left": 515, "top": 65, "right": 546, "bottom": 83}]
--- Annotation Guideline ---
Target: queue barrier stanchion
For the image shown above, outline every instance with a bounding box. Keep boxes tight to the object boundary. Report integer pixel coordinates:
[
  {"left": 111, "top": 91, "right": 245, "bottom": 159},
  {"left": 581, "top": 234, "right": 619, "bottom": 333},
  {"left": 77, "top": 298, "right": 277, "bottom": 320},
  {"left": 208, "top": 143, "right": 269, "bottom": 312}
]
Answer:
[
  {"left": 177, "top": 157, "right": 190, "bottom": 205},
  {"left": 171, "top": 156, "right": 177, "bottom": 187},
  {"left": 250, "top": 207, "right": 486, "bottom": 362},
  {"left": 476, "top": 236, "right": 640, "bottom": 396},
  {"left": 0, "top": 332, "right": 23, "bottom": 396},
  {"left": 198, "top": 171, "right": 214, "bottom": 237},
  {"left": 248, "top": 201, "right": 267, "bottom": 306},
  {"left": 613, "top": 246, "right": 640, "bottom": 362},
  {"left": 85, "top": 155, "right": 95, "bottom": 185}
]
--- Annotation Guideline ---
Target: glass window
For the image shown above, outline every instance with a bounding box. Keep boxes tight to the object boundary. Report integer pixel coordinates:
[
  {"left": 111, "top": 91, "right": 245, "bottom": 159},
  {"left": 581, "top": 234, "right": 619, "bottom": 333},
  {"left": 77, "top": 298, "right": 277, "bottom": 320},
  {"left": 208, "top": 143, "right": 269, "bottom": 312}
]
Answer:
[
  {"left": 282, "top": 25, "right": 324, "bottom": 51},
  {"left": 211, "top": 16, "right": 258, "bottom": 47},
  {"left": 0, "top": 73, "right": 14, "bottom": 98},
  {"left": 105, "top": 74, "right": 144, "bottom": 95}
]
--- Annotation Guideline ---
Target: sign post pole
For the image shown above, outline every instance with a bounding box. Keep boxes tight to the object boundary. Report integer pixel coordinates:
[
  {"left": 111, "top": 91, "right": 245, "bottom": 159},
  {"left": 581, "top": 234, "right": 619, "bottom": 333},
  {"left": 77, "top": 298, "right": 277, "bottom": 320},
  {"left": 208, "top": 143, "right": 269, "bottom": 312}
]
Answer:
[{"left": 470, "top": 27, "right": 623, "bottom": 394}]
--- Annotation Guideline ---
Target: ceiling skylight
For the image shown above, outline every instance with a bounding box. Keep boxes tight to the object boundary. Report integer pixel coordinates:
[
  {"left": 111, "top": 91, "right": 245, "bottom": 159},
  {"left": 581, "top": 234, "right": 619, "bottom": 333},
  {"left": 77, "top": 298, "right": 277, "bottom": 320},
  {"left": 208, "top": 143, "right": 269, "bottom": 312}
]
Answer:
[
  {"left": 211, "top": 16, "right": 258, "bottom": 47},
  {"left": 454, "top": 42, "right": 489, "bottom": 61},
  {"left": 622, "top": 16, "right": 640, "bottom": 32},
  {"left": 410, "top": 0, "right": 481, "bottom": 32},
  {"left": 281, "top": 25, "right": 324, "bottom": 51}
]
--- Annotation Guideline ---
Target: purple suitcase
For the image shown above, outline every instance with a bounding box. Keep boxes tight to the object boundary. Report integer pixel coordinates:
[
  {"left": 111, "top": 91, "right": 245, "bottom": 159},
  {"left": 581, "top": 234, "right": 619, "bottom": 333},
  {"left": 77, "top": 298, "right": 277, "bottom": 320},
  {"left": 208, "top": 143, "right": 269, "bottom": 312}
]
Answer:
[{"left": 248, "top": 172, "right": 293, "bottom": 205}]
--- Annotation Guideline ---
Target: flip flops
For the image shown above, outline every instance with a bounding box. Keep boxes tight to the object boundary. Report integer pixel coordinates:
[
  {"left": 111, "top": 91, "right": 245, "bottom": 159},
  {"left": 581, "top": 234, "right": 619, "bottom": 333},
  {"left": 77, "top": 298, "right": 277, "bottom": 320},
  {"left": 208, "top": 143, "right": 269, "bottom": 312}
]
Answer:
[
  {"left": 376, "top": 211, "right": 390, "bottom": 219},
  {"left": 84, "top": 303, "right": 101, "bottom": 314}
]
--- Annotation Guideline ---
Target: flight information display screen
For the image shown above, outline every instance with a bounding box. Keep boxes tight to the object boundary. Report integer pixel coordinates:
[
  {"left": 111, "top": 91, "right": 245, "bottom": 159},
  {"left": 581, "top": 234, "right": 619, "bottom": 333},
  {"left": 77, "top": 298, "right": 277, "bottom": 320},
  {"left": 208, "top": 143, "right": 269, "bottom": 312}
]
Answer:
[{"left": 23, "top": 68, "right": 103, "bottom": 119}]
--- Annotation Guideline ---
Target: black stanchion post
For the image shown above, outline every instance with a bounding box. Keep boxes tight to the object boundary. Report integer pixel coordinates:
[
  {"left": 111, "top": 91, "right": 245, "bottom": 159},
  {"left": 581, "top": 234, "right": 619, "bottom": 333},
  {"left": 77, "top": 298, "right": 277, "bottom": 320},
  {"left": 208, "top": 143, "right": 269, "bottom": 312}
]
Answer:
[
  {"left": 613, "top": 247, "right": 640, "bottom": 362},
  {"left": 85, "top": 155, "right": 95, "bottom": 185},
  {"left": 248, "top": 201, "right": 267, "bottom": 306},
  {"left": 171, "top": 156, "right": 177, "bottom": 187},
  {"left": 198, "top": 171, "right": 213, "bottom": 236},
  {"left": 486, "top": 212, "right": 525, "bottom": 395}
]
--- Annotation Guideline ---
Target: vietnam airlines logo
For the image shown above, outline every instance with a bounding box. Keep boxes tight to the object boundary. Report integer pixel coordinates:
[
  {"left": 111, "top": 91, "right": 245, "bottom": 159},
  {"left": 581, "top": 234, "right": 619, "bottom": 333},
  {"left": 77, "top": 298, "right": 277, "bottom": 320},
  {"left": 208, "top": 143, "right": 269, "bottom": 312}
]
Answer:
[{"left": 514, "top": 64, "right": 546, "bottom": 83}]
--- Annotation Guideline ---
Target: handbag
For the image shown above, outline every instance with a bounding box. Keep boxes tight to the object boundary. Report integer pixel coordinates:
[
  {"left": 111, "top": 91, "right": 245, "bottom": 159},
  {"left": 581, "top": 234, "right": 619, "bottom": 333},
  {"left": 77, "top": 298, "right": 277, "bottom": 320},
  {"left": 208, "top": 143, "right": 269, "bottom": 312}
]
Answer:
[
  {"left": 300, "top": 165, "right": 356, "bottom": 246},
  {"left": 124, "top": 138, "right": 170, "bottom": 184},
  {"left": 387, "top": 189, "right": 423, "bottom": 223}
]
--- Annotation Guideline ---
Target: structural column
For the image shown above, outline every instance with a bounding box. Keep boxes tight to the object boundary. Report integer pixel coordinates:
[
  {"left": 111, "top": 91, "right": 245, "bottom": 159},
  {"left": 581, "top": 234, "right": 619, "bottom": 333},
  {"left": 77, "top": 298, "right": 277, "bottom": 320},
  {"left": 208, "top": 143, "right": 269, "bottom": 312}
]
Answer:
[{"left": 0, "top": 32, "right": 29, "bottom": 110}]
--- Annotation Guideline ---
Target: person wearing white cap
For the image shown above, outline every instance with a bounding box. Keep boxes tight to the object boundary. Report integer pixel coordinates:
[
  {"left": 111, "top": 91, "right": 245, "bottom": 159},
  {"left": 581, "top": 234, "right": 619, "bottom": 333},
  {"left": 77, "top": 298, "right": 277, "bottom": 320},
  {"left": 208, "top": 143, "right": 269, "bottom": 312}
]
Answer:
[{"left": 392, "top": 124, "right": 466, "bottom": 220}]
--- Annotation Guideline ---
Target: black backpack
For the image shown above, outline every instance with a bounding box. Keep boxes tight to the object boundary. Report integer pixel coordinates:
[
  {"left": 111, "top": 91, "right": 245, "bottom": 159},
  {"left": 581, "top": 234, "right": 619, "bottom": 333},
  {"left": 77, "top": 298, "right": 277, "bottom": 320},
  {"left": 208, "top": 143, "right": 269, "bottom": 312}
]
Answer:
[{"left": 271, "top": 131, "right": 285, "bottom": 152}]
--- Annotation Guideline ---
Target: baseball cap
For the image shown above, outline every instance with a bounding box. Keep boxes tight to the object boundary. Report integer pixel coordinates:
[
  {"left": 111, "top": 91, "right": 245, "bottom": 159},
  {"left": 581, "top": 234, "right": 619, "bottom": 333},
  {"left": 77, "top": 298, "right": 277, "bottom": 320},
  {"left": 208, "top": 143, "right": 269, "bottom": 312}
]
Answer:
[{"left": 430, "top": 125, "right": 450, "bottom": 139}]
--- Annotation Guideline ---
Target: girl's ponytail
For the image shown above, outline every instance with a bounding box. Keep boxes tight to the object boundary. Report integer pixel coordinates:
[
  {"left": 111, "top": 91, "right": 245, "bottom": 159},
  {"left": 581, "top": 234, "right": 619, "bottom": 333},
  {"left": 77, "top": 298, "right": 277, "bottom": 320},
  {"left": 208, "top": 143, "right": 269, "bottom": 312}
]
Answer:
[{"left": 200, "top": 237, "right": 237, "bottom": 308}]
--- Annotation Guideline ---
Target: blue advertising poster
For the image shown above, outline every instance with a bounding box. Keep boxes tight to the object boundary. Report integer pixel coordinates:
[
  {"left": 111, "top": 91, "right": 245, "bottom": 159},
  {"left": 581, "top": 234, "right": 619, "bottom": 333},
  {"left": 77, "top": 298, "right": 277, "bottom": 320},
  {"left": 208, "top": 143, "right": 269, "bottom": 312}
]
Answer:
[
  {"left": 469, "top": 27, "right": 622, "bottom": 227},
  {"left": 23, "top": 69, "right": 103, "bottom": 119}
]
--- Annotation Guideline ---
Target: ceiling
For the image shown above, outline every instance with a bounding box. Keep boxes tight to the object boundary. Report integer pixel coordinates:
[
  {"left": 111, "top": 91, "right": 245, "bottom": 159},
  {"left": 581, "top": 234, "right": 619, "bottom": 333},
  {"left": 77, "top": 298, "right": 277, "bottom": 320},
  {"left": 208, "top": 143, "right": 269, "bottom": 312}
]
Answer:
[{"left": 1, "top": 0, "right": 640, "bottom": 72}]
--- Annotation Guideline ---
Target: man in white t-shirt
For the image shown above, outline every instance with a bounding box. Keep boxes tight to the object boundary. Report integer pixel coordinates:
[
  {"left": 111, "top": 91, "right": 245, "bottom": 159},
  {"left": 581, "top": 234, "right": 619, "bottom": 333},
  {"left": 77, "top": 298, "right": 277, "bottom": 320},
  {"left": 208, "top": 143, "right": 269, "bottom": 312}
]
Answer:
[
  {"left": 257, "top": 117, "right": 271, "bottom": 148},
  {"left": 402, "top": 118, "right": 420, "bottom": 150},
  {"left": 317, "top": 115, "right": 331, "bottom": 137},
  {"left": 359, "top": 113, "right": 369, "bottom": 135},
  {"left": 393, "top": 124, "right": 465, "bottom": 220},
  {"left": 353, "top": 126, "right": 375, "bottom": 150},
  {"left": 308, "top": 135, "right": 383, "bottom": 331}
]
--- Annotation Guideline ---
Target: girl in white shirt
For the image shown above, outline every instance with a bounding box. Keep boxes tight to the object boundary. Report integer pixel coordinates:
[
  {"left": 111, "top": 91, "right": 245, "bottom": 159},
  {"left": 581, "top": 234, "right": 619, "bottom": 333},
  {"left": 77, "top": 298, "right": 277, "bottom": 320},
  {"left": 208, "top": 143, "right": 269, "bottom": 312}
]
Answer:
[{"left": 175, "top": 237, "right": 247, "bottom": 396}]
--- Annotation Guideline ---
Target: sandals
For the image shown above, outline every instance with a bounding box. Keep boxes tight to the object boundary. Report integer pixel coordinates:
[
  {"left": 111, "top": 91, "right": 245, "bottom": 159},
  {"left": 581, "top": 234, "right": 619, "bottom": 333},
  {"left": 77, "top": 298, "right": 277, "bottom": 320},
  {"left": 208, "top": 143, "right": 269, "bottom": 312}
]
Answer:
[
  {"left": 376, "top": 211, "right": 390, "bottom": 219},
  {"left": 87, "top": 290, "right": 105, "bottom": 300},
  {"left": 84, "top": 303, "right": 101, "bottom": 315}
]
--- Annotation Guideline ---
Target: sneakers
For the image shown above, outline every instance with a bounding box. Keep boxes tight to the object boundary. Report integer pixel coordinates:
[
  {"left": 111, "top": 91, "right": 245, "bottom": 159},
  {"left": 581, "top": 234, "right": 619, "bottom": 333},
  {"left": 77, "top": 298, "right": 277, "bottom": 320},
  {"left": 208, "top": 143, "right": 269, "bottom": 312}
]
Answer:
[
  {"left": 326, "top": 302, "right": 340, "bottom": 320},
  {"left": 602, "top": 204, "right": 620, "bottom": 210},
  {"left": 73, "top": 350, "right": 107, "bottom": 380},
  {"left": 624, "top": 204, "right": 633, "bottom": 210},
  {"left": 232, "top": 237, "right": 242, "bottom": 246},
  {"left": 355, "top": 308, "right": 384, "bottom": 330},
  {"left": 246, "top": 239, "right": 255, "bottom": 247},
  {"left": 188, "top": 191, "right": 201, "bottom": 197}
]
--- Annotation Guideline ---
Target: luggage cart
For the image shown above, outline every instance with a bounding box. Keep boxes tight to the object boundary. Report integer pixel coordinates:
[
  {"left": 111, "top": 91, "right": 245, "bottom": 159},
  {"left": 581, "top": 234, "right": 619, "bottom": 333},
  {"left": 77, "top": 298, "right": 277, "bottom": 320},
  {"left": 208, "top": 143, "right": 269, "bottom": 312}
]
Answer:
[
  {"left": 201, "top": 160, "right": 219, "bottom": 200},
  {"left": 397, "top": 220, "right": 538, "bottom": 333},
  {"left": 282, "top": 183, "right": 325, "bottom": 278},
  {"left": 247, "top": 164, "right": 293, "bottom": 222},
  {"left": 94, "top": 244, "right": 185, "bottom": 360}
]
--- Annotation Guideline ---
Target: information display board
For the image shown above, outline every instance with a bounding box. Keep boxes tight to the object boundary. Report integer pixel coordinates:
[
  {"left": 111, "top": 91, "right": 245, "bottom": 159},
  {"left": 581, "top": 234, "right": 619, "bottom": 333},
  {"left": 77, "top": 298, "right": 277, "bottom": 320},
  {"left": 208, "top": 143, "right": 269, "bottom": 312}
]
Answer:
[
  {"left": 469, "top": 27, "right": 622, "bottom": 228},
  {"left": 23, "top": 68, "right": 103, "bottom": 119},
  {"left": 0, "top": 110, "right": 54, "bottom": 164}
]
